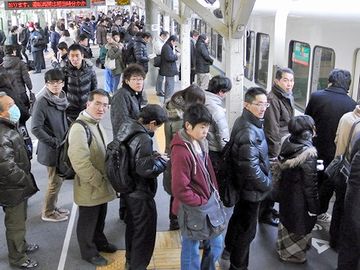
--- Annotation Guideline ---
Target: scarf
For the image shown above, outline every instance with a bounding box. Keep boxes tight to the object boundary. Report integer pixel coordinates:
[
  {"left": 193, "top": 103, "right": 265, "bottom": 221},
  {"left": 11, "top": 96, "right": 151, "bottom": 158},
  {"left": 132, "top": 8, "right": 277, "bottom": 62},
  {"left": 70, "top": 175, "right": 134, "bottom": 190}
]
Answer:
[{"left": 43, "top": 88, "right": 69, "bottom": 111}]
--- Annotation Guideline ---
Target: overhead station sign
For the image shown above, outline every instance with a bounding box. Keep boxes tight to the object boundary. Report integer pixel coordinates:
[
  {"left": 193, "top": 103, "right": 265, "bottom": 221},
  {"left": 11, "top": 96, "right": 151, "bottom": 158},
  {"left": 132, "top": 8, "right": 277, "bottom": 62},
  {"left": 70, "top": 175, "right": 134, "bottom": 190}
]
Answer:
[
  {"left": 5, "top": 0, "right": 90, "bottom": 9},
  {"left": 116, "top": 0, "right": 130, "bottom": 6}
]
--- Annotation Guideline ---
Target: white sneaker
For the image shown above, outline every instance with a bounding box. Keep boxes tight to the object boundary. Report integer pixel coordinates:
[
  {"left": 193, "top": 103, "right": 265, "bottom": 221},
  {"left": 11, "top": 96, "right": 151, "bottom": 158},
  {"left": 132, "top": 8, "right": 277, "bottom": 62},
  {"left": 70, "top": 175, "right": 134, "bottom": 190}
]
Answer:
[
  {"left": 41, "top": 211, "right": 68, "bottom": 222},
  {"left": 317, "top": 213, "right": 332, "bottom": 222}
]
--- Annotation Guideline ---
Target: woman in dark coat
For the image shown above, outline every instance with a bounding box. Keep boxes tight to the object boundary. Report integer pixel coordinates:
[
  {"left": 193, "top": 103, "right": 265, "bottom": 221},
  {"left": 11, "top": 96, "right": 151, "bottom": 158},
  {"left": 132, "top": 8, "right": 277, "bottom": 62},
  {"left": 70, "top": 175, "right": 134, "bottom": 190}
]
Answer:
[{"left": 276, "top": 115, "right": 320, "bottom": 263}]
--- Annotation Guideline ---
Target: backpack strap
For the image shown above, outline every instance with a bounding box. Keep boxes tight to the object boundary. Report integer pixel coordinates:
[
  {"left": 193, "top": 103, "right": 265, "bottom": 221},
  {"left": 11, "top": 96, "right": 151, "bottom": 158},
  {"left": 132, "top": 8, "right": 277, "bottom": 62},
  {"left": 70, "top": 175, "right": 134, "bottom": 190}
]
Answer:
[{"left": 71, "top": 119, "right": 92, "bottom": 146}]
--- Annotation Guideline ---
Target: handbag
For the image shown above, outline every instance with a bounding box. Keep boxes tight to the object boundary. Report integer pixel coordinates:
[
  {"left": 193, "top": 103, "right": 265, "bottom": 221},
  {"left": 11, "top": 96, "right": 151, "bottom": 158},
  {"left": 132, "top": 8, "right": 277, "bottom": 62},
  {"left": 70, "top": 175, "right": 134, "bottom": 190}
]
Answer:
[
  {"left": 178, "top": 191, "right": 227, "bottom": 240},
  {"left": 325, "top": 120, "right": 360, "bottom": 183},
  {"left": 153, "top": 55, "right": 161, "bottom": 67},
  {"left": 104, "top": 55, "right": 116, "bottom": 70}
]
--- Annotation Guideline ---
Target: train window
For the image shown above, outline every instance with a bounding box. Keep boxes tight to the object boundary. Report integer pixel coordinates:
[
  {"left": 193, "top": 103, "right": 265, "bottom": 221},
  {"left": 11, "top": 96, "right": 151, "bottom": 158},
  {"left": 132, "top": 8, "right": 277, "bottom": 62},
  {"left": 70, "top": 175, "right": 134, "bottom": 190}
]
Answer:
[
  {"left": 311, "top": 46, "right": 335, "bottom": 93},
  {"left": 255, "top": 33, "right": 270, "bottom": 88},
  {"left": 217, "top": 34, "right": 223, "bottom": 62},
  {"left": 210, "top": 28, "right": 216, "bottom": 57},
  {"left": 245, "top": 30, "right": 255, "bottom": 81},
  {"left": 289, "top": 41, "right": 311, "bottom": 111}
]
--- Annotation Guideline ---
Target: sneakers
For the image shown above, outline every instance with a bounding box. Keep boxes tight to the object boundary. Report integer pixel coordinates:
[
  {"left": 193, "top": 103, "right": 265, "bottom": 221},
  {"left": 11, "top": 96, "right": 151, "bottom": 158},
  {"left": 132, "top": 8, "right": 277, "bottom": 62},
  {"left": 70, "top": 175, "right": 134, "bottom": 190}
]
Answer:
[
  {"left": 55, "top": 207, "right": 70, "bottom": 216},
  {"left": 25, "top": 244, "right": 39, "bottom": 254},
  {"left": 41, "top": 211, "right": 68, "bottom": 222},
  {"left": 19, "top": 258, "right": 38, "bottom": 269},
  {"left": 317, "top": 212, "right": 332, "bottom": 223}
]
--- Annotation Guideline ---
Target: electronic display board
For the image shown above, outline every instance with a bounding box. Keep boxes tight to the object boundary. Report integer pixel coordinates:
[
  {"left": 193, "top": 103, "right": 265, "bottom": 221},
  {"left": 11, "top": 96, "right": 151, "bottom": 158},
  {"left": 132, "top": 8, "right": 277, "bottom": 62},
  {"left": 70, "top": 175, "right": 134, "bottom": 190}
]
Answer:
[
  {"left": 116, "top": 0, "right": 130, "bottom": 5},
  {"left": 5, "top": 0, "right": 90, "bottom": 10}
]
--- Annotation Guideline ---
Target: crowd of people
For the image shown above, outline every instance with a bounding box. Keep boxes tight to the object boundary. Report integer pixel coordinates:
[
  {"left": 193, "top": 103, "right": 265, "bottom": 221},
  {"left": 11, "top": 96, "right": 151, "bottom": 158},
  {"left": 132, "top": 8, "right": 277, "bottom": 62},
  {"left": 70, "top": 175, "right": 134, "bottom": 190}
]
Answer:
[{"left": 0, "top": 8, "right": 359, "bottom": 270}]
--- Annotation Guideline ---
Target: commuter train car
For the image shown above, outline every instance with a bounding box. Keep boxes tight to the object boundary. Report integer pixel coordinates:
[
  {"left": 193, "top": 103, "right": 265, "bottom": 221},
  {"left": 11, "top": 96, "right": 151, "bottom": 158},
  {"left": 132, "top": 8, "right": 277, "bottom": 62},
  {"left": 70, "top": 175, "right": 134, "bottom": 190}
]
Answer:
[{"left": 194, "top": 0, "right": 360, "bottom": 113}]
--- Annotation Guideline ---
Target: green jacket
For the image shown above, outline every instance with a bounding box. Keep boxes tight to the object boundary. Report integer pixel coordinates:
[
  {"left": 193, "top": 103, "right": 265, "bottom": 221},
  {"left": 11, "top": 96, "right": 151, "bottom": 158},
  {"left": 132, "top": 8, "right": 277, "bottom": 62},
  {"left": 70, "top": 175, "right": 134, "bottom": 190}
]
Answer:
[{"left": 68, "top": 112, "right": 115, "bottom": 206}]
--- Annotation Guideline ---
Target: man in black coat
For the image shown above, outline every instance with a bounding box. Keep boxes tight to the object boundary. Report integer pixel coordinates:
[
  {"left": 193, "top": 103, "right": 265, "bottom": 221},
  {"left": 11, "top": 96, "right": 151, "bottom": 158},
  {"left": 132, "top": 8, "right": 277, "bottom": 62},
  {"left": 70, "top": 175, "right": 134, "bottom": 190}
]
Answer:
[
  {"left": 223, "top": 87, "right": 272, "bottom": 270},
  {"left": 0, "top": 92, "right": 39, "bottom": 269},
  {"left": 195, "top": 34, "right": 213, "bottom": 90},
  {"left": 305, "top": 69, "right": 356, "bottom": 224},
  {"left": 117, "top": 105, "right": 167, "bottom": 270},
  {"left": 133, "top": 32, "right": 152, "bottom": 74}
]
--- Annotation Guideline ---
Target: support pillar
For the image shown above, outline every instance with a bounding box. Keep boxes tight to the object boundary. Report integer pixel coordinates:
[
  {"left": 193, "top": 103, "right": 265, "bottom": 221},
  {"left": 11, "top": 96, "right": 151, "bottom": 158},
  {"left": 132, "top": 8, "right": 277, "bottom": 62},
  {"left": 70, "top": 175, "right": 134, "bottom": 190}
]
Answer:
[{"left": 180, "top": 17, "right": 191, "bottom": 89}]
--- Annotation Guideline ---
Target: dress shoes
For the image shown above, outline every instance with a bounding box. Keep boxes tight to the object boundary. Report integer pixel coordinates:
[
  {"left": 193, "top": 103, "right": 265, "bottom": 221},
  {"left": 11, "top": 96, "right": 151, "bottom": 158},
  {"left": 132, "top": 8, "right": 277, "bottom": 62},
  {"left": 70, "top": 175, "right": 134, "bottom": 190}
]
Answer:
[
  {"left": 98, "top": 243, "right": 118, "bottom": 253},
  {"left": 87, "top": 255, "right": 108, "bottom": 266}
]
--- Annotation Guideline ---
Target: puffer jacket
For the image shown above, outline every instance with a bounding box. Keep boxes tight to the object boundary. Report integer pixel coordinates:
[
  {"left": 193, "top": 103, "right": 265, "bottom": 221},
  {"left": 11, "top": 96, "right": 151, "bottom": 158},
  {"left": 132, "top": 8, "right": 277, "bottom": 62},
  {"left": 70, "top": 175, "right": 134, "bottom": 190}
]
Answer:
[
  {"left": 230, "top": 109, "right": 272, "bottom": 202},
  {"left": 68, "top": 112, "right": 116, "bottom": 206},
  {"left": 278, "top": 135, "right": 319, "bottom": 235},
  {"left": 133, "top": 36, "right": 149, "bottom": 73},
  {"left": 106, "top": 42, "right": 125, "bottom": 76},
  {"left": 195, "top": 35, "right": 213, "bottom": 74},
  {"left": 264, "top": 84, "right": 294, "bottom": 158},
  {"left": 116, "top": 119, "right": 167, "bottom": 199},
  {"left": 159, "top": 42, "right": 178, "bottom": 77},
  {"left": 0, "top": 118, "right": 39, "bottom": 207},
  {"left": 110, "top": 84, "right": 143, "bottom": 138},
  {"left": 3, "top": 55, "right": 32, "bottom": 95},
  {"left": 62, "top": 60, "right": 97, "bottom": 115},
  {"left": 205, "top": 91, "right": 229, "bottom": 152}
]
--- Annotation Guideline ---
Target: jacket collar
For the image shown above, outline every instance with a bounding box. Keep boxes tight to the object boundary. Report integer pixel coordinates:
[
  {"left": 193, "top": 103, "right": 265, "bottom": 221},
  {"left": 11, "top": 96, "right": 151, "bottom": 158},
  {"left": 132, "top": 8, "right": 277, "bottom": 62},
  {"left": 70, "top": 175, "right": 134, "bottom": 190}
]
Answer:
[
  {"left": 242, "top": 108, "right": 264, "bottom": 128},
  {"left": 325, "top": 85, "right": 348, "bottom": 95},
  {"left": 0, "top": 117, "right": 16, "bottom": 129}
]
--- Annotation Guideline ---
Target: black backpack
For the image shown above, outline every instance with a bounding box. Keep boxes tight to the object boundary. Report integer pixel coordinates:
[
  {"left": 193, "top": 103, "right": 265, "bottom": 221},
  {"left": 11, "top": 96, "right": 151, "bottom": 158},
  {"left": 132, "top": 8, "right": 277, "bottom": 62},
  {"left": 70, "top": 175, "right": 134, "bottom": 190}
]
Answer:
[
  {"left": 122, "top": 41, "right": 136, "bottom": 66},
  {"left": 216, "top": 139, "right": 240, "bottom": 207},
  {"left": 56, "top": 120, "right": 92, "bottom": 179},
  {"left": 105, "top": 133, "right": 140, "bottom": 193}
]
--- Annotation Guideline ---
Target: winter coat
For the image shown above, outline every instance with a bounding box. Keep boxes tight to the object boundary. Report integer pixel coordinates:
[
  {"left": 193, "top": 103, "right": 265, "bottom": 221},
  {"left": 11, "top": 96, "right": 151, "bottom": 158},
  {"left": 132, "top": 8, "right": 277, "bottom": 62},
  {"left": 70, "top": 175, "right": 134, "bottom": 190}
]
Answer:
[
  {"left": 31, "top": 90, "right": 68, "bottom": 167},
  {"left": 50, "top": 31, "right": 61, "bottom": 47},
  {"left": 191, "top": 38, "right": 196, "bottom": 70},
  {"left": 105, "top": 42, "right": 125, "bottom": 75},
  {"left": 2, "top": 55, "right": 32, "bottom": 95},
  {"left": 159, "top": 42, "right": 178, "bottom": 77},
  {"left": 305, "top": 86, "right": 356, "bottom": 165},
  {"left": 195, "top": 36, "right": 213, "bottom": 74},
  {"left": 171, "top": 130, "right": 218, "bottom": 215},
  {"left": 80, "top": 22, "right": 94, "bottom": 40},
  {"left": 28, "top": 30, "right": 45, "bottom": 52},
  {"left": 116, "top": 119, "right": 167, "bottom": 199},
  {"left": 133, "top": 36, "right": 149, "bottom": 73},
  {"left": 96, "top": 24, "right": 107, "bottom": 46},
  {"left": 0, "top": 118, "right": 39, "bottom": 207},
  {"left": 230, "top": 109, "right": 272, "bottom": 202},
  {"left": 205, "top": 91, "right": 229, "bottom": 152},
  {"left": 278, "top": 136, "right": 319, "bottom": 235},
  {"left": 68, "top": 112, "right": 116, "bottom": 206},
  {"left": 264, "top": 84, "right": 294, "bottom": 158},
  {"left": 62, "top": 59, "right": 97, "bottom": 115},
  {"left": 153, "top": 37, "right": 166, "bottom": 56},
  {"left": 110, "top": 84, "right": 143, "bottom": 138}
]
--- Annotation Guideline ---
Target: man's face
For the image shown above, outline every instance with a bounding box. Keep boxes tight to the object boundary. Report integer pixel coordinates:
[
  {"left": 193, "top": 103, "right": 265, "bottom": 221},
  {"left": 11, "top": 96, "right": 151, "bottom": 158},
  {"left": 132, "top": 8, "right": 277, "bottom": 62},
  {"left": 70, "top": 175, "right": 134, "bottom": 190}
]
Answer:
[
  {"left": 160, "top": 34, "right": 168, "bottom": 41},
  {"left": 86, "top": 94, "right": 109, "bottom": 120},
  {"left": 185, "top": 122, "right": 210, "bottom": 141},
  {"left": 245, "top": 94, "right": 269, "bottom": 119},
  {"left": 0, "top": 95, "right": 15, "bottom": 120},
  {"left": 275, "top": 72, "right": 294, "bottom": 93},
  {"left": 68, "top": 49, "right": 84, "bottom": 69},
  {"left": 144, "top": 37, "right": 152, "bottom": 43},
  {"left": 79, "top": 38, "right": 89, "bottom": 47},
  {"left": 46, "top": 80, "right": 64, "bottom": 96},
  {"left": 126, "top": 75, "right": 144, "bottom": 92}
]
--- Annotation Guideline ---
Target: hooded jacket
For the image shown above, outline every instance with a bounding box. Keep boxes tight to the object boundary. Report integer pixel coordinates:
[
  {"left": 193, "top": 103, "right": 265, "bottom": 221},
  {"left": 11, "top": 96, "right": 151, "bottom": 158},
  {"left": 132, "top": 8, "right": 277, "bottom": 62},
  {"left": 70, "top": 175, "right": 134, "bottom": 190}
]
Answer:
[
  {"left": 195, "top": 35, "right": 213, "bottom": 74},
  {"left": 159, "top": 41, "right": 178, "bottom": 77},
  {"left": 133, "top": 36, "right": 149, "bottom": 73},
  {"left": 0, "top": 118, "right": 39, "bottom": 207},
  {"left": 3, "top": 55, "right": 32, "bottom": 95},
  {"left": 230, "top": 109, "right": 272, "bottom": 202},
  {"left": 171, "top": 130, "right": 218, "bottom": 215},
  {"left": 116, "top": 119, "right": 167, "bottom": 199},
  {"left": 278, "top": 135, "right": 319, "bottom": 235}
]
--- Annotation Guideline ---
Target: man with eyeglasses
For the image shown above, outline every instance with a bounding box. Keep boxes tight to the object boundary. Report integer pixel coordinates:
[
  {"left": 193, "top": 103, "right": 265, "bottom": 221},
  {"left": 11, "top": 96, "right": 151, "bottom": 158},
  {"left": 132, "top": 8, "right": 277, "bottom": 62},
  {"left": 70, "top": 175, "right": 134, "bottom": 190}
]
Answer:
[
  {"left": 62, "top": 43, "right": 97, "bottom": 123},
  {"left": 31, "top": 69, "right": 70, "bottom": 222},
  {"left": 260, "top": 67, "right": 295, "bottom": 227},
  {"left": 222, "top": 87, "right": 272, "bottom": 270},
  {"left": 68, "top": 89, "right": 117, "bottom": 266}
]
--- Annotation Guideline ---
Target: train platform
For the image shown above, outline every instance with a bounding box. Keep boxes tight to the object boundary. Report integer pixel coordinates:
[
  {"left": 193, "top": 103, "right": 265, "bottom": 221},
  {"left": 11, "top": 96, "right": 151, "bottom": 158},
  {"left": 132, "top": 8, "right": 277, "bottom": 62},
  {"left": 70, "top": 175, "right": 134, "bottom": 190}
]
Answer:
[{"left": 0, "top": 49, "right": 339, "bottom": 270}]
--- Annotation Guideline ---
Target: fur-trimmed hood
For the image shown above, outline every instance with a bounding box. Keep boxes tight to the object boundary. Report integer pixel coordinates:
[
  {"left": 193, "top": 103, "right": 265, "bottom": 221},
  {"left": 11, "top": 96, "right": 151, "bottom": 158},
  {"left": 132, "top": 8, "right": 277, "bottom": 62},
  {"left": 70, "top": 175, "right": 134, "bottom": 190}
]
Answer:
[{"left": 280, "top": 146, "right": 317, "bottom": 169}]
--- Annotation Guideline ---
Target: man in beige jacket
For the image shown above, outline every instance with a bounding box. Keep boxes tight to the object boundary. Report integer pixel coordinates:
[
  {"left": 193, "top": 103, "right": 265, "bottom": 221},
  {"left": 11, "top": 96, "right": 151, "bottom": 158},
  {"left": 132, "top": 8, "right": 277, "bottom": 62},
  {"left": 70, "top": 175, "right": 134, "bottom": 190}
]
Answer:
[{"left": 68, "top": 89, "right": 116, "bottom": 267}]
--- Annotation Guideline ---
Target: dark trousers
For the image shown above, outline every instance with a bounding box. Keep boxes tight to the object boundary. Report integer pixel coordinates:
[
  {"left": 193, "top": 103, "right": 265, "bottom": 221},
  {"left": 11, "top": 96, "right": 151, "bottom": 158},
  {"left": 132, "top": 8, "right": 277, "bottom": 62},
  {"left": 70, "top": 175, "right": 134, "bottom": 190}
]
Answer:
[
  {"left": 32, "top": 50, "right": 45, "bottom": 72},
  {"left": 124, "top": 195, "right": 157, "bottom": 270},
  {"left": 169, "top": 196, "right": 177, "bottom": 221},
  {"left": 259, "top": 198, "right": 275, "bottom": 220},
  {"left": 225, "top": 198, "right": 260, "bottom": 269},
  {"left": 318, "top": 168, "right": 335, "bottom": 214},
  {"left": 77, "top": 203, "right": 109, "bottom": 260},
  {"left": 20, "top": 45, "right": 29, "bottom": 63}
]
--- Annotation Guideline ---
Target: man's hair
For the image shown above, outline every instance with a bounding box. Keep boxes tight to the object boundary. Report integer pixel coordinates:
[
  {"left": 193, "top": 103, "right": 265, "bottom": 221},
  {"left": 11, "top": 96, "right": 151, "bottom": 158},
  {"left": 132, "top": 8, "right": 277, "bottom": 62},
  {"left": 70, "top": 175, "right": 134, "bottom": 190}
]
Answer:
[
  {"left": 160, "top": 30, "right": 169, "bottom": 37},
  {"left": 275, "top": 67, "right": 294, "bottom": 80},
  {"left": 44, "top": 69, "right": 65, "bottom": 83},
  {"left": 88, "top": 89, "right": 110, "bottom": 101},
  {"left": 142, "top": 32, "right": 152, "bottom": 39},
  {"left": 122, "top": 64, "right": 146, "bottom": 85},
  {"left": 180, "top": 84, "right": 206, "bottom": 105},
  {"left": 183, "top": 104, "right": 212, "bottom": 128},
  {"left": 68, "top": 43, "right": 84, "bottom": 54},
  {"left": 57, "top": 42, "right": 68, "bottom": 50},
  {"left": 4, "top": 45, "right": 16, "bottom": 55},
  {"left": 207, "top": 75, "right": 232, "bottom": 94},
  {"left": 139, "top": 104, "right": 168, "bottom": 125},
  {"left": 0, "top": 91, "right": 8, "bottom": 112},
  {"left": 244, "top": 87, "right": 267, "bottom": 103},
  {"left": 78, "top": 34, "right": 88, "bottom": 42},
  {"left": 167, "top": 35, "right": 178, "bottom": 43},
  {"left": 328, "top": 68, "right": 352, "bottom": 90},
  {"left": 191, "top": 30, "right": 199, "bottom": 37},
  {"left": 288, "top": 115, "right": 315, "bottom": 139}
]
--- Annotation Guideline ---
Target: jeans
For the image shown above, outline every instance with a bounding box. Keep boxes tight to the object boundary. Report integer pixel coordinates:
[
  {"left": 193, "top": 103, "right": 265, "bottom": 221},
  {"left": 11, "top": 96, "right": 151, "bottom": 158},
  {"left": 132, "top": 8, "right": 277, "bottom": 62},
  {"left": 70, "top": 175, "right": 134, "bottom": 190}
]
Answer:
[
  {"left": 156, "top": 72, "right": 165, "bottom": 95},
  {"left": 164, "top": 76, "right": 175, "bottom": 100},
  {"left": 112, "top": 74, "right": 121, "bottom": 93},
  {"left": 43, "top": 166, "right": 64, "bottom": 216},
  {"left": 104, "top": 69, "right": 113, "bottom": 93},
  {"left": 181, "top": 234, "right": 223, "bottom": 270}
]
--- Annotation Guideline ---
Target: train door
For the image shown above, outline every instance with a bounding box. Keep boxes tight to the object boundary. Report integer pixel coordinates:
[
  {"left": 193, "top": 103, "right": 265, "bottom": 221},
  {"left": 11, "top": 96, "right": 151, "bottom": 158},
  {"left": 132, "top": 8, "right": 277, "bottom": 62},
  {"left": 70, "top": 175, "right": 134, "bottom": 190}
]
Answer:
[{"left": 352, "top": 49, "right": 360, "bottom": 101}]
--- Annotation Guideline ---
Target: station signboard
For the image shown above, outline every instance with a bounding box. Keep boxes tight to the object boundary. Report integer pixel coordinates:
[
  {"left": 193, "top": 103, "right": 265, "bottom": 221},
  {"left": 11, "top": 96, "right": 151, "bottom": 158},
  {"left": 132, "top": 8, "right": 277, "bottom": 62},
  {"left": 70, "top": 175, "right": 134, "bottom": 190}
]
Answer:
[
  {"left": 116, "top": 0, "right": 130, "bottom": 6},
  {"left": 4, "top": 0, "right": 90, "bottom": 10}
]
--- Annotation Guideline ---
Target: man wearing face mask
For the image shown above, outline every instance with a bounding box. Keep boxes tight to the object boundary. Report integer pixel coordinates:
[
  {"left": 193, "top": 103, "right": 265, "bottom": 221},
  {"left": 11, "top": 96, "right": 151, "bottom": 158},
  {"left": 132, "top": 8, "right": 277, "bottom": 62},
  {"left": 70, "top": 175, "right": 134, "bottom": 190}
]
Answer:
[{"left": 0, "top": 92, "right": 39, "bottom": 269}]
